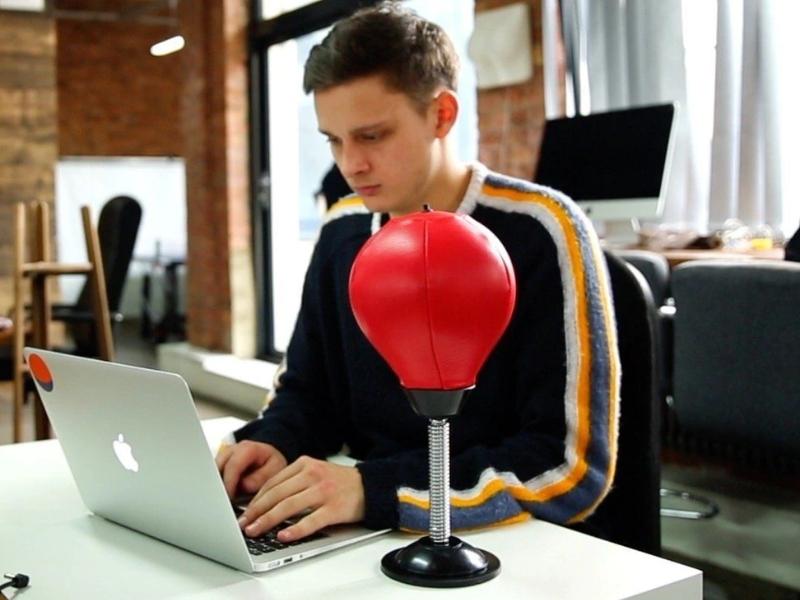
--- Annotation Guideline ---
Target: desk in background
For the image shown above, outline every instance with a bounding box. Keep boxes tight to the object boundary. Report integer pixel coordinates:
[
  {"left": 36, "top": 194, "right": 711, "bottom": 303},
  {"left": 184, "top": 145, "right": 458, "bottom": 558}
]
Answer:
[
  {"left": 657, "top": 247, "right": 784, "bottom": 268},
  {"left": 0, "top": 418, "right": 701, "bottom": 599}
]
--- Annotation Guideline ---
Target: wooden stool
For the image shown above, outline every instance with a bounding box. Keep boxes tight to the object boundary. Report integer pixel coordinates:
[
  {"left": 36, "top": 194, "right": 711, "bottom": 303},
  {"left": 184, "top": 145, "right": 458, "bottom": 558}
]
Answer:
[{"left": 12, "top": 202, "right": 114, "bottom": 442}]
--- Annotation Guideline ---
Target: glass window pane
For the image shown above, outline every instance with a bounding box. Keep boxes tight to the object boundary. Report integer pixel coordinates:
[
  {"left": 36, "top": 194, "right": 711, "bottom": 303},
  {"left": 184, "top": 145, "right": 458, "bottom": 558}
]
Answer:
[
  {"left": 267, "top": 26, "right": 332, "bottom": 351},
  {"left": 261, "top": 0, "right": 319, "bottom": 20}
]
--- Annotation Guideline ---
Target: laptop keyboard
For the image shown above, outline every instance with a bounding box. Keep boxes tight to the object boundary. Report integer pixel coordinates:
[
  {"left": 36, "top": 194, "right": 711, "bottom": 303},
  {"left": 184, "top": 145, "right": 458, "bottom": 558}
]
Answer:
[{"left": 242, "top": 520, "right": 329, "bottom": 556}]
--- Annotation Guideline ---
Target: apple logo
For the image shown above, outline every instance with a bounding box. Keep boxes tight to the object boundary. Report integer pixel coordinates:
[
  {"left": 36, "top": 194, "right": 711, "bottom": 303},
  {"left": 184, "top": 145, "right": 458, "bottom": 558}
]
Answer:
[{"left": 112, "top": 434, "right": 139, "bottom": 473}]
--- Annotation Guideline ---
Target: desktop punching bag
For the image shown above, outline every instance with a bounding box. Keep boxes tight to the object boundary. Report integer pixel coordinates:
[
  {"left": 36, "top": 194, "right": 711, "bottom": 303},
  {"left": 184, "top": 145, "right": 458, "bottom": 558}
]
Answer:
[{"left": 349, "top": 205, "right": 516, "bottom": 587}]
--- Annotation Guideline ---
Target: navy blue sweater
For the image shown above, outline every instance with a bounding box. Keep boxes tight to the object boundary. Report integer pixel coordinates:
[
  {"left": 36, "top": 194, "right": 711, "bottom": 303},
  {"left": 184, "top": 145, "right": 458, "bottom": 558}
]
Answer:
[{"left": 235, "top": 164, "right": 619, "bottom": 532}]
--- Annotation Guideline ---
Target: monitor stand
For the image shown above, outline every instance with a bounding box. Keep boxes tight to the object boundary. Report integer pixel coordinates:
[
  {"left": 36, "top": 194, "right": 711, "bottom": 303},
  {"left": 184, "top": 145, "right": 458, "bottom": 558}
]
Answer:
[{"left": 595, "top": 218, "right": 641, "bottom": 248}]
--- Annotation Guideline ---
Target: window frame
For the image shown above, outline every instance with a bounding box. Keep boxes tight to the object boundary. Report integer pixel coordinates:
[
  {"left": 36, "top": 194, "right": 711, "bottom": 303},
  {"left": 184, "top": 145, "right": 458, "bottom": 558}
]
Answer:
[{"left": 249, "top": 0, "right": 381, "bottom": 360}]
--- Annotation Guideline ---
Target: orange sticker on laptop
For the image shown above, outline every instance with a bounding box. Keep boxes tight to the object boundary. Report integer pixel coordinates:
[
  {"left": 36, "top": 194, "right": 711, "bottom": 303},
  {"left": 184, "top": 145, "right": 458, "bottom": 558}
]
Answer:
[{"left": 29, "top": 353, "right": 54, "bottom": 392}]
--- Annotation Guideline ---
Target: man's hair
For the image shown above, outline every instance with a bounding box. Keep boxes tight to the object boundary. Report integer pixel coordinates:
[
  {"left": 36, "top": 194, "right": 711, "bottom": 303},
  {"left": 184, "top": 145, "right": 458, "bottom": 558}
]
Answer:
[{"left": 303, "top": 1, "right": 459, "bottom": 110}]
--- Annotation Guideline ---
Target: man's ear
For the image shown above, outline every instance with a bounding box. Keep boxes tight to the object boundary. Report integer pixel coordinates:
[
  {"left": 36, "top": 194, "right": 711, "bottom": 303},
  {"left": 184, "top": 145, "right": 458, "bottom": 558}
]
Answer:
[{"left": 433, "top": 90, "right": 459, "bottom": 138}]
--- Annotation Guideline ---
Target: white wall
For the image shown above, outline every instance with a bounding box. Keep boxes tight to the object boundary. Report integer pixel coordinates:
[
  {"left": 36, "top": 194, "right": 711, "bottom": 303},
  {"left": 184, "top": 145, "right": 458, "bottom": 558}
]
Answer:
[{"left": 55, "top": 157, "right": 187, "bottom": 318}]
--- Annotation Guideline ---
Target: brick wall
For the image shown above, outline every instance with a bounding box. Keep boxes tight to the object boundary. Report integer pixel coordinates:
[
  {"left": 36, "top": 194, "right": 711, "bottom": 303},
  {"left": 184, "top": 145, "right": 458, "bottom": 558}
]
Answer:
[
  {"left": 475, "top": 0, "right": 549, "bottom": 180},
  {"left": 0, "top": 11, "right": 58, "bottom": 311},
  {"left": 57, "top": 19, "right": 182, "bottom": 156},
  {"left": 181, "top": 0, "right": 255, "bottom": 355}
]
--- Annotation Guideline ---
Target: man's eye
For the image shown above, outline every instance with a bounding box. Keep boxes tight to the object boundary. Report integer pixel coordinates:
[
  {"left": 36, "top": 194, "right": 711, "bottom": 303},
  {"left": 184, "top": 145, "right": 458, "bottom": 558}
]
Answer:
[{"left": 360, "top": 132, "right": 382, "bottom": 142}]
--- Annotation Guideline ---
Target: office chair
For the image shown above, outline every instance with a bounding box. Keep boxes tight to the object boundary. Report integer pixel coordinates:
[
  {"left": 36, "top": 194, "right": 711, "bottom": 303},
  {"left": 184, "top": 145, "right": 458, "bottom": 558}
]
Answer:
[
  {"left": 614, "top": 250, "right": 671, "bottom": 306},
  {"left": 52, "top": 196, "right": 142, "bottom": 356},
  {"left": 0, "top": 318, "right": 12, "bottom": 380},
  {"left": 671, "top": 260, "right": 800, "bottom": 472},
  {"left": 615, "top": 250, "right": 718, "bottom": 520},
  {"left": 786, "top": 223, "right": 800, "bottom": 262},
  {"left": 583, "top": 251, "right": 662, "bottom": 555},
  {"left": 614, "top": 249, "right": 673, "bottom": 402}
]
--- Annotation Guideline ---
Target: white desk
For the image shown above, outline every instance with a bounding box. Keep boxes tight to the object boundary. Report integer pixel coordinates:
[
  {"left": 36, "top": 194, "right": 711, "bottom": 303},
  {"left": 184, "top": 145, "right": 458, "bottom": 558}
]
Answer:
[{"left": 0, "top": 417, "right": 701, "bottom": 599}]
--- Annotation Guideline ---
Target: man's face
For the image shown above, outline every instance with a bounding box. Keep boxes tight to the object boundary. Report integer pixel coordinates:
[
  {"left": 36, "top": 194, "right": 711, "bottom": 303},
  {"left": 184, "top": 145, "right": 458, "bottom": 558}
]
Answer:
[{"left": 314, "top": 74, "right": 440, "bottom": 216}]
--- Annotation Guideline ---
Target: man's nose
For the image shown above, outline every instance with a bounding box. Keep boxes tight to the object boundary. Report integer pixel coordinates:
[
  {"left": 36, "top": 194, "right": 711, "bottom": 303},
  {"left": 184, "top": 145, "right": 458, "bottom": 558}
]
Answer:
[{"left": 339, "top": 144, "right": 369, "bottom": 178}]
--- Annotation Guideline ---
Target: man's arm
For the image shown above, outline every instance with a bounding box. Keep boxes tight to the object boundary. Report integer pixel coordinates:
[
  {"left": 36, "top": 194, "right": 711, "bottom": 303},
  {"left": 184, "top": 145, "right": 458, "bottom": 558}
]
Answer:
[{"left": 217, "top": 230, "right": 358, "bottom": 539}]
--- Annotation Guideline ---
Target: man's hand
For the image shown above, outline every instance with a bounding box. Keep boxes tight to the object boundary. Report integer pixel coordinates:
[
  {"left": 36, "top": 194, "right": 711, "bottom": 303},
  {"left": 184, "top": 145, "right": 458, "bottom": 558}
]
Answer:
[
  {"left": 237, "top": 456, "right": 366, "bottom": 543},
  {"left": 216, "top": 440, "right": 288, "bottom": 499}
]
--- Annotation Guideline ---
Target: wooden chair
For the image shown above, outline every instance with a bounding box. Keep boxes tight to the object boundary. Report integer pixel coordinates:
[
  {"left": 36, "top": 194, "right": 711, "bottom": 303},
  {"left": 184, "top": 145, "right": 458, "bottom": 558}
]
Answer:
[{"left": 11, "top": 201, "right": 114, "bottom": 442}]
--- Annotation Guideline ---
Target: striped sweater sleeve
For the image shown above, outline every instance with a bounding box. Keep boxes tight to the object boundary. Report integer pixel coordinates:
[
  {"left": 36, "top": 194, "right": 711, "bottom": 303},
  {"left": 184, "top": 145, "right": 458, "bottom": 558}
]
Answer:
[{"left": 357, "top": 179, "right": 620, "bottom": 532}]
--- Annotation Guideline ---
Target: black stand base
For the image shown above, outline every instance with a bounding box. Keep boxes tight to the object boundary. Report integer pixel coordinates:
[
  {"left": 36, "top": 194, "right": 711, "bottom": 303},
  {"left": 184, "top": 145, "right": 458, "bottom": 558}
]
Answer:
[{"left": 381, "top": 536, "right": 500, "bottom": 588}]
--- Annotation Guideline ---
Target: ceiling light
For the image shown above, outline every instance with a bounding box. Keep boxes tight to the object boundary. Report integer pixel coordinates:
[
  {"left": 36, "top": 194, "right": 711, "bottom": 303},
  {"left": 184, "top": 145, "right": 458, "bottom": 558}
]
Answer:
[{"left": 150, "top": 35, "right": 185, "bottom": 57}]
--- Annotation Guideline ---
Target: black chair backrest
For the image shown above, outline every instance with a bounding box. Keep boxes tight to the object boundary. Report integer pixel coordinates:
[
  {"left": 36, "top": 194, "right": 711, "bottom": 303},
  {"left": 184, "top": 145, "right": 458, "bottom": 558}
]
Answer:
[
  {"left": 586, "top": 251, "right": 661, "bottom": 555},
  {"left": 616, "top": 249, "right": 673, "bottom": 405},
  {"left": 672, "top": 260, "right": 800, "bottom": 461},
  {"left": 786, "top": 224, "right": 800, "bottom": 262},
  {"left": 614, "top": 250, "right": 671, "bottom": 307},
  {"left": 75, "top": 196, "right": 142, "bottom": 313}
]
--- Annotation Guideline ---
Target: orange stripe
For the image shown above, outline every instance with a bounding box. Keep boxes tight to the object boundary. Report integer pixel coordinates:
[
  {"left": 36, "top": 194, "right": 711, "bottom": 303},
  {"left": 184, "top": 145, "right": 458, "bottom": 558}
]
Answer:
[
  {"left": 398, "top": 477, "right": 507, "bottom": 510},
  {"left": 481, "top": 185, "right": 591, "bottom": 503},
  {"left": 569, "top": 235, "right": 621, "bottom": 522}
]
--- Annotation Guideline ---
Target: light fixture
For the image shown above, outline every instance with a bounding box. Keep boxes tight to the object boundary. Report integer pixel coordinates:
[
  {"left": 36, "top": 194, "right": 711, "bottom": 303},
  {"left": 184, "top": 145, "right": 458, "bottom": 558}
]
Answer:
[
  {"left": 150, "top": 35, "right": 185, "bottom": 56},
  {"left": 149, "top": 0, "right": 183, "bottom": 57}
]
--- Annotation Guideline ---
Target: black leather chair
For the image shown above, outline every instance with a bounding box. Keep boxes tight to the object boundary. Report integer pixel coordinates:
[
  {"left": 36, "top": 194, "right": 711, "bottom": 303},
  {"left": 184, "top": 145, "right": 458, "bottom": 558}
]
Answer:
[
  {"left": 614, "top": 250, "right": 671, "bottom": 306},
  {"left": 614, "top": 249, "right": 673, "bottom": 403},
  {"left": 615, "top": 250, "right": 718, "bottom": 520},
  {"left": 52, "top": 196, "right": 142, "bottom": 356},
  {"left": 786, "top": 223, "right": 800, "bottom": 262},
  {"left": 584, "top": 251, "right": 662, "bottom": 555},
  {"left": 671, "top": 259, "right": 800, "bottom": 472}
]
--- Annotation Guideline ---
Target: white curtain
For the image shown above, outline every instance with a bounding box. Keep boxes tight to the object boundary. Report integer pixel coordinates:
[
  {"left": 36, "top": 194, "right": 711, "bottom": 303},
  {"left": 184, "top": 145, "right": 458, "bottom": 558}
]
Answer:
[
  {"left": 545, "top": 0, "right": 800, "bottom": 235},
  {"left": 708, "top": 0, "right": 799, "bottom": 235}
]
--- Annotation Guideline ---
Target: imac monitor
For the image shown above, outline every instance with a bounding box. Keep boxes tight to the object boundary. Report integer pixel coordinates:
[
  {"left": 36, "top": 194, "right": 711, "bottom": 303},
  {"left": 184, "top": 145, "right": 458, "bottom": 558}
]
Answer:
[{"left": 534, "top": 103, "right": 677, "bottom": 225}]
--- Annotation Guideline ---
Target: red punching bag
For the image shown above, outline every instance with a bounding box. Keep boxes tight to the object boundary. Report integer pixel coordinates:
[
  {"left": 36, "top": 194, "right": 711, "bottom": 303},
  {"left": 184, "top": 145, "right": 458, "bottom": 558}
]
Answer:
[
  {"left": 350, "top": 206, "right": 515, "bottom": 587},
  {"left": 349, "top": 207, "right": 516, "bottom": 393}
]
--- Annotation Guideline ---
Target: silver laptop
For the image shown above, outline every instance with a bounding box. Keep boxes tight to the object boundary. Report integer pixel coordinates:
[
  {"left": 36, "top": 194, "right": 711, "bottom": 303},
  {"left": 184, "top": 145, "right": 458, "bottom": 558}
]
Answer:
[{"left": 23, "top": 348, "right": 389, "bottom": 573}]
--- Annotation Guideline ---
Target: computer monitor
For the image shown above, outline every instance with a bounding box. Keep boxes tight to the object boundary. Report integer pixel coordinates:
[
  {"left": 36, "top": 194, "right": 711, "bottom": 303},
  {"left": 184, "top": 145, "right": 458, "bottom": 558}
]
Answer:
[{"left": 534, "top": 103, "right": 677, "bottom": 229}]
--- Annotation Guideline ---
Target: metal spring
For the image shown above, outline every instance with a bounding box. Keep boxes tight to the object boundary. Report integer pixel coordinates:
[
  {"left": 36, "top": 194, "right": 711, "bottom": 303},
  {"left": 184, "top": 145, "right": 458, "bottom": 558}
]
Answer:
[{"left": 428, "top": 418, "right": 451, "bottom": 545}]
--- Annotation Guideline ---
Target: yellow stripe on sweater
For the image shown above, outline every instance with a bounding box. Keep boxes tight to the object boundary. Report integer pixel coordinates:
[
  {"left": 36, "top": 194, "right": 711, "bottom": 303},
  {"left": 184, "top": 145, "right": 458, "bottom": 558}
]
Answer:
[
  {"left": 569, "top": 234, "right": 621, "bottom": 523},
  {"left": 399, "top": 477, "right": 507, "bottom": 509},
  {"left": 324, "top": 196, "right": 366, "bottom": 222},
  {"left": 480, "top": 185, "right": 592, "bottom": 503}
]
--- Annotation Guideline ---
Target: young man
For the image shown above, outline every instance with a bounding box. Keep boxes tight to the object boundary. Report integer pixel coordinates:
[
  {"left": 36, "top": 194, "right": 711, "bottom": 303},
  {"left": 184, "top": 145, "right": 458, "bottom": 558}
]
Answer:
[{"left": 218, "top": 2, "right": 620, "bottom": 544}]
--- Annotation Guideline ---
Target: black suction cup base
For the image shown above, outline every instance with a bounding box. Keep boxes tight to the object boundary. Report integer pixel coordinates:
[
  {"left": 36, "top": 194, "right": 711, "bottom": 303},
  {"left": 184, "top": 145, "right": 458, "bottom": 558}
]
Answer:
[{"left": 380, "top": 535, "right": 500, "bottom": 588}]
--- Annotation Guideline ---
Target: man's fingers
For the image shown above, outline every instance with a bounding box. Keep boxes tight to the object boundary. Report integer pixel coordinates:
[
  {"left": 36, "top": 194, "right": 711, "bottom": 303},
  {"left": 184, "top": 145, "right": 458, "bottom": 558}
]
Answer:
[
  {"left": 239, "top": 458, "right": 364, "bottom": 541},
  {"left": 220, "top": 444, "right": 267, "bottom": 499},
  {"left": 250, "top": 455, "right": 307, "bottom": 504},
  {"left": 241, "top": 469, "right": 311, "bottom": 525},
  {"left": 221, "top": 454, "right": 249, "bottom": 499},
  {"left": 278, "top": 508, "right": 332, "bottom": 543},
  {"left": 243, "top": 488, "right": 319, "bottom": 538},
  {"left": 215, "top": 443, "right": 234, "bottom": 471},
  {"left": 240, "top": 455, "right": 286, "bottom": 494}
]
